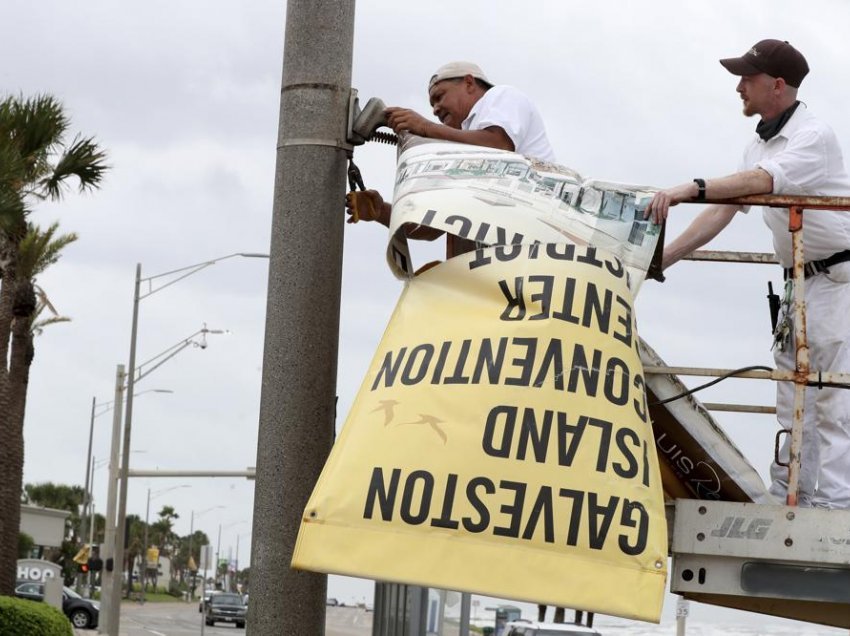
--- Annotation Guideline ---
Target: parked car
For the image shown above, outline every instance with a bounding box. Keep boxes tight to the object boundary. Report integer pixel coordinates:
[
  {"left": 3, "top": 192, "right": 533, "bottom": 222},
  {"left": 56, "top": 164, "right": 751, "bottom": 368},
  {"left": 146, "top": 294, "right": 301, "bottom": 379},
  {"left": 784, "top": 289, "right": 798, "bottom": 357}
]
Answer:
[
  {"left": 14, "top": 581, "right": 44, "bottom": 602},
  {"left": 326, "top": 597, "right": 339, "bottom": 606},
  {"left": 14, "top": 581, "right": 100, "bottom": 630},
  {"left": 503, "top": 620, "right": 601, "bottom": 636},
  {"left": 205, "top": 592, "right": 247, "bottom": 629}
]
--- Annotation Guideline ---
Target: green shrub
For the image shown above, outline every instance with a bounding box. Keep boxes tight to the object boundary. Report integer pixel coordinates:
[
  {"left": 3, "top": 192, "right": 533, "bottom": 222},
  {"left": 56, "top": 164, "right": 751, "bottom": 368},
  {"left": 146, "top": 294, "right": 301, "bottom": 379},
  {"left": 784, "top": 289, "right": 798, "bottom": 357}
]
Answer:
[{"left": 0, "top": 596, "right": 72, "bottom": 636}]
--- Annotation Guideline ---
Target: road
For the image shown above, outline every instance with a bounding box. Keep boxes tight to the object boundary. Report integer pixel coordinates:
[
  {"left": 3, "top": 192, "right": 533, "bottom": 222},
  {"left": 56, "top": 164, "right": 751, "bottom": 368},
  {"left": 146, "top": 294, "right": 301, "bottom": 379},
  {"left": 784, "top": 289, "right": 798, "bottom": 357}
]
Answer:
[{"left": 75, "top": 602, "right": 372, "bottom": 636}]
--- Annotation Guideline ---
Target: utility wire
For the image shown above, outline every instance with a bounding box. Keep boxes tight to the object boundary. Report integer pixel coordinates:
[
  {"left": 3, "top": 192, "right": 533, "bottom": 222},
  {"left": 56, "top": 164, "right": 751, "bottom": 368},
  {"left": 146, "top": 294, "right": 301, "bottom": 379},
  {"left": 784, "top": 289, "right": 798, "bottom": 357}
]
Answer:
[{"left": 650, "top": 365, "right": 773, "bottom": 406}]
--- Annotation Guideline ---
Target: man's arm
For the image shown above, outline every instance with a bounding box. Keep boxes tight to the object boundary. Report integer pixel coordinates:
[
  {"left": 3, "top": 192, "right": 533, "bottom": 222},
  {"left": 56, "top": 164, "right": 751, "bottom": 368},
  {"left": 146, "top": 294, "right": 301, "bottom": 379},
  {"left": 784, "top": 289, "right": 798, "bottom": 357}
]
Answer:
[
  {"left": 645, "top": 168, "right": 773, "bottom": 225},
  {"left": 663, "top": 204, "right": 739, "bottom": 269},
  {"left": 384, "top": 107, "right": 514, "bottom": 151}
]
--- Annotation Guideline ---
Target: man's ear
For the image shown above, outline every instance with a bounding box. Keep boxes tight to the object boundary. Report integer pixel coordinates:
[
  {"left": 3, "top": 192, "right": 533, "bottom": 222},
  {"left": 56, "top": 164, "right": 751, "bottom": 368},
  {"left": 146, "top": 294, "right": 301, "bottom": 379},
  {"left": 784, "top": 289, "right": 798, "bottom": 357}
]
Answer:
[{"left": 463, "top": 74, "right": 477, "bottom": 92}]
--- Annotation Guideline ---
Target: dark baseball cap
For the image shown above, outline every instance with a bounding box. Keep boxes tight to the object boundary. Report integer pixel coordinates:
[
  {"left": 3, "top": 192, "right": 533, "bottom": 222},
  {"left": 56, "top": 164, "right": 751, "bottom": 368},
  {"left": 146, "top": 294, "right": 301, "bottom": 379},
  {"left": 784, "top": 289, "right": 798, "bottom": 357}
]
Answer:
[{"left": 719, "top": 39, "right": 809, "bottom": 88}]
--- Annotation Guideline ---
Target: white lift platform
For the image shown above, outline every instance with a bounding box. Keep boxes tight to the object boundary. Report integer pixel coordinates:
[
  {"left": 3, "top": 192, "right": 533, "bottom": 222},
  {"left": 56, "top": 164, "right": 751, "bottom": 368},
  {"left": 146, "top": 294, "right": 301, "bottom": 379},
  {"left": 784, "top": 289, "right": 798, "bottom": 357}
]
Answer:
[
  {"left": 671, "top": 499, "right": 850, "bottom": 627},
  {"left": 647, "top": 193, "right": 850, "bottom": 630}
]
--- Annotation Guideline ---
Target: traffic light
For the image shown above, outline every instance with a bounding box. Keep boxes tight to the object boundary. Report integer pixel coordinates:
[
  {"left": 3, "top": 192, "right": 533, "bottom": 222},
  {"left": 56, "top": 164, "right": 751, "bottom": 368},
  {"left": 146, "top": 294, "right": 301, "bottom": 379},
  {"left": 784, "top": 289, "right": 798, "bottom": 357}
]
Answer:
[
  {"left": 88, "top": 557, "right": 103, "bottom": 572},
  {"left": 79, "top": 561, "right": 90, "bottom": 574}
]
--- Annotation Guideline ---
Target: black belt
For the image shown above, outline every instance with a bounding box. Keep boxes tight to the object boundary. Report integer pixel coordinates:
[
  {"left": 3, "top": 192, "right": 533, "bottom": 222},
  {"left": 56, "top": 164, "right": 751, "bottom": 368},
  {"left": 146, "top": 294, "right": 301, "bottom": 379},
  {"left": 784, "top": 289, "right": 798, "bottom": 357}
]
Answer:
[{"left": 783, "top": 249, "right": 850, "bottom": 280}]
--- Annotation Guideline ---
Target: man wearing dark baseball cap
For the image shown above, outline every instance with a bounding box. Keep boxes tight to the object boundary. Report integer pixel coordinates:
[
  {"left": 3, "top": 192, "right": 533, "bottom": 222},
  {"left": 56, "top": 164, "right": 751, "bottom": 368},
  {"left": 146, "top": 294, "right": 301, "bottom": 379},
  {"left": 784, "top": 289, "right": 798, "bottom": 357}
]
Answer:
[
  {"left": 645, "top": 39, "right": 850, "bottom": 510},
  {"left": 719, "top": 38, "right": 809, "bottom": 88}
]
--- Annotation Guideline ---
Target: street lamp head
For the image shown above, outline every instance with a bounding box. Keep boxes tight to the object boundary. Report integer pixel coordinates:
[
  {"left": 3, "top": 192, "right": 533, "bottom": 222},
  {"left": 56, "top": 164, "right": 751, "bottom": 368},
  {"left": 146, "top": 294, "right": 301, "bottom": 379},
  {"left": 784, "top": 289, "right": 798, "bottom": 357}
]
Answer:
[
  {"left": 196, "top": 505, "right": 226, "bottom": 515},
  {"left": 150, "top": 484, "right": 191, "bottom": 499},
  {"left": 196, "top": 324, "right": 228, "bottom": 350}
]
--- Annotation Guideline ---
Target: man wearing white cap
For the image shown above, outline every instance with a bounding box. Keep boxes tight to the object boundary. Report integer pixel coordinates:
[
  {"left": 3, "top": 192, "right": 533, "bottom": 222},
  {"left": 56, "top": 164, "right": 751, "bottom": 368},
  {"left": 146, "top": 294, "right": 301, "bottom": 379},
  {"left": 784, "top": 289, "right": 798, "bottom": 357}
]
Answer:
[
  {"left": 645, "top": 39, "right": 850, "bottom": 509},
  {"left": 384, "top": 60, "right": 556, "bottom": 163},
  {"left": 347, "top": 61, "right": 555, "bottom": 248}
]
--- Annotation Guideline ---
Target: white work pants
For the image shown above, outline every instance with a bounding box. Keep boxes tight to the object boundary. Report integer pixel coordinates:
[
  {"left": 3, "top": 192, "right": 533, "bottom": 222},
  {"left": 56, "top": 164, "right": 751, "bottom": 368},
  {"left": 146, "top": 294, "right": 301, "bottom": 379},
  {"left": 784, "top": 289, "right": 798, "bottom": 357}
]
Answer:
[{"left": 769, "top": 261, "right": 850, "bottom": 508}]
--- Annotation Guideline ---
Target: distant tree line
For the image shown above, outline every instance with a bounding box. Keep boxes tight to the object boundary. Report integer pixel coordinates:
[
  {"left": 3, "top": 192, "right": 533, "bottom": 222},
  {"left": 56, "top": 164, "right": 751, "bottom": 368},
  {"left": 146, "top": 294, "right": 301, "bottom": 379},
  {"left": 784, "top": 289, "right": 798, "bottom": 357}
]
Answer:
[{"left": 20, "top": 480, "right": 213, "bottom": 595}]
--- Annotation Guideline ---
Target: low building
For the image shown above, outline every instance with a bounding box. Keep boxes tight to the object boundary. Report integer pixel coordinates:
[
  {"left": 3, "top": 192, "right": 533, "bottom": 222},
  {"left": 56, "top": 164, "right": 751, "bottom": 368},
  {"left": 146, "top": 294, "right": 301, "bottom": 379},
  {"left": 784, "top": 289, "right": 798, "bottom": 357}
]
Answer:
[{"left": 19, "top": 504, "right": 70, "bottom": 557}]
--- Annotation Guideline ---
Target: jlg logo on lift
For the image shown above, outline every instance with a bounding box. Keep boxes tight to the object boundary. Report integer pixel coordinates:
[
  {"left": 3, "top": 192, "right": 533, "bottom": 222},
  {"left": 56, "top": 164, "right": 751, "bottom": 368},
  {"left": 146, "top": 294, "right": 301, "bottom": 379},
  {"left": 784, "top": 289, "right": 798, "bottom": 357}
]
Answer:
[{"left": 709, "top": 516, "right": 772, "bottom": 540}]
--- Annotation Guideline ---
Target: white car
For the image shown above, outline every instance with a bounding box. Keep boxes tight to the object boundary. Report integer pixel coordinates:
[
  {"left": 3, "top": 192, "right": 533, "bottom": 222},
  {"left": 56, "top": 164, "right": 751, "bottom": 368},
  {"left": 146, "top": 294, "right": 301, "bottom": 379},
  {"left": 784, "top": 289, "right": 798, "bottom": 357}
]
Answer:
[
  {"left": 198, "top": 589, "right": 220, "bottom": 613},
  {"left": 503, "top": 620, "right": 601, "bottom": 636}
]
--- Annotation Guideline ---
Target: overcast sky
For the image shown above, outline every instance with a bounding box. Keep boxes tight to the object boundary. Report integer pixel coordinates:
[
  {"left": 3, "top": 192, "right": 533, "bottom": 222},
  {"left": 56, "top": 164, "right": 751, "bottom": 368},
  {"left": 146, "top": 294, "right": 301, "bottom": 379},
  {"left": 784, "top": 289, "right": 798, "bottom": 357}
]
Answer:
[{"left": 4, "top": 0, "right": 850, "bottom": 630}]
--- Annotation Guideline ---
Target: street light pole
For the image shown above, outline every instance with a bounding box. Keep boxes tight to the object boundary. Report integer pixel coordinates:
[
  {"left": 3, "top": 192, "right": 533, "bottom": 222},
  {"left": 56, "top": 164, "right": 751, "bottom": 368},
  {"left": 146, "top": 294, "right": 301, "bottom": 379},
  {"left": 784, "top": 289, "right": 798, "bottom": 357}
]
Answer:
[
  {"left": 234, "top": 533, "right": 249, "bottom": 593},
  {"left": 100, "top": 364, "right": 125, "bottom": 635},
  {"left": 106, "top": 265, "right": 141, "bottom": 635},
  {"left": 105, "top": 252, "right": 267, "bottom": 636},
  {"left": 215, "top": 524, "right": 221, "bottom": 590},
  {"left": 188, "top": 510, "right": 196, "bottom": 601},
  {"left": 86, "top": 455, "right": 97, "bottom": 597},
  {"left": 235, "top": 534, "right": 240, "bottom": 587},
  {"left": 80, "top": 397, "right": 96, "bottom": 550},
  {"left": 88, "top": 497, "right": 96, "bottom": 597}
]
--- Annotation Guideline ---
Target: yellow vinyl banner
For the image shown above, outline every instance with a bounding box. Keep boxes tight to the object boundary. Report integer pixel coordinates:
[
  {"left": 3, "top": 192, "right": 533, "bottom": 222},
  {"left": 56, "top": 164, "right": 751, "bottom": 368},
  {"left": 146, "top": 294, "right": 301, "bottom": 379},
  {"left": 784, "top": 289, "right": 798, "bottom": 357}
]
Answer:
[{"left": 292, "top": 244, "right": 667, "bottom": 622}]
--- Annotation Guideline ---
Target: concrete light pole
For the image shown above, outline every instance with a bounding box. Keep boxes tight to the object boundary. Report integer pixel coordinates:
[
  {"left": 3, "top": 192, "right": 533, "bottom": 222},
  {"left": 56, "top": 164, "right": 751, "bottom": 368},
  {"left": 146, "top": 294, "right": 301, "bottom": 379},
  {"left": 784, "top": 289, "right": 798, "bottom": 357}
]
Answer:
[
  {"left": 80, "top": 397, "right": 96, "bottom": 549},
  {"left": 103, "top": 252, "right": 267, "bottom": 635},
  {"left": 87, "top": 497, "right": 96, "bottom": 597},
  {"left": 100, "top": 364, "right": 125, "bottom": 635},
  {"left": 249, "top": 2, "right": 355, "bottom": 635}
]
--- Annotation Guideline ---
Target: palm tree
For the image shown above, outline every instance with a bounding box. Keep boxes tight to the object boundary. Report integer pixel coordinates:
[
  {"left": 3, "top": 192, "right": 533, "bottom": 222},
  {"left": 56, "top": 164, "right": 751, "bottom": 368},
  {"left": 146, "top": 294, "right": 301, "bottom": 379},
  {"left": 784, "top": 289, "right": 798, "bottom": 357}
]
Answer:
[
  {"left": 152, "top": 505, "right": 180, "bottom": 550},
  {"left": 149, "top": 506, "right": 180, "bottom": 592},
  {"left": 0, "top": 94, "right": 107, "bottom": 595}
]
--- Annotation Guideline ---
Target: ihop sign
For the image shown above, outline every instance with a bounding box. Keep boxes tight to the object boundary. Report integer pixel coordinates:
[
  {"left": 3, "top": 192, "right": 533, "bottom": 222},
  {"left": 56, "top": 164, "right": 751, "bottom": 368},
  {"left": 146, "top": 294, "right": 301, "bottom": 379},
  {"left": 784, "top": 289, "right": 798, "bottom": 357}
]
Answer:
[{"left": 17, "top": 558, "right": 61, "bottom": 582}]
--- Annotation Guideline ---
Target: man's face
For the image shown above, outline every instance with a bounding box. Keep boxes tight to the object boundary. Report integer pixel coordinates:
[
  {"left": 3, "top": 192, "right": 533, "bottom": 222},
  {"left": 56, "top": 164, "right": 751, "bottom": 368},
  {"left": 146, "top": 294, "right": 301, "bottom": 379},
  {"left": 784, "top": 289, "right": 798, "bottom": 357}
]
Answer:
[
  {"left": 428, "top": 78, "right": 475, "bottom": 129},
  {"left": 736, "top": 73, "right": 777, "bottom": 117}
]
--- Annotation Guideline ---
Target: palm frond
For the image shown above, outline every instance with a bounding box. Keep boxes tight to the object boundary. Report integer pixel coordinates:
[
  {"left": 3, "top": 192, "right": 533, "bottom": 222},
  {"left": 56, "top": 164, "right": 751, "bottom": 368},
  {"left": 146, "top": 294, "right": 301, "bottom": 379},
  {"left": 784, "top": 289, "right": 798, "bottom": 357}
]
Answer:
[
  {"left": 33, "top": 285, "right": 58, "bottom": 316},
  {"left": 0, "top": 93, "right": 108, "bottom": 205},
  {"left": 18, "top": 222, "right": 78, "bottom": 279},
  {"left": 31, "top": 315, "right": 70, "bottom": 337},
  {"left": 41, "top": 135, "right": 109, "bottom": 198},
  {"left": 28, "top": 285, "right": 70, "bottom": 335},
  {"left": 0, "top": 94, "right": 69, "bottom": 182}
]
